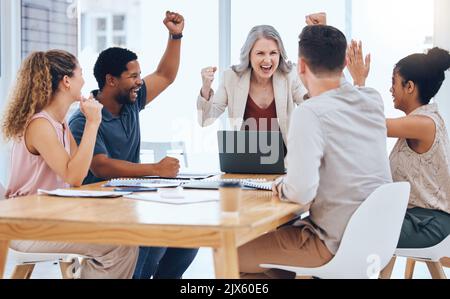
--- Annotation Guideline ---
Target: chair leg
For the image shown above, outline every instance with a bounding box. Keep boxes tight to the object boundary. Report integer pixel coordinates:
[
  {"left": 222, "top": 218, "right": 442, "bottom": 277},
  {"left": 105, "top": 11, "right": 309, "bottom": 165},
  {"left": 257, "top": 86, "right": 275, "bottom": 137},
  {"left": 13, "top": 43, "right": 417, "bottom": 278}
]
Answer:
[
  {"left": 425, "top": 261, "right": 447, "bottom": 279},
  {"left": 379, "top": 257, "right": 396, "bottom": 279},
  {"left": 0, "top": 241, "right": 9, "bottom": 279},
  {"left": 405, "top": 258, "right": 416, "bottom": 279},
  {"left": 59, "top": 261, "right": 75, "bottom": 279},
  {"left": 11, "top": 264, "right": 35, "bottom": 279}
]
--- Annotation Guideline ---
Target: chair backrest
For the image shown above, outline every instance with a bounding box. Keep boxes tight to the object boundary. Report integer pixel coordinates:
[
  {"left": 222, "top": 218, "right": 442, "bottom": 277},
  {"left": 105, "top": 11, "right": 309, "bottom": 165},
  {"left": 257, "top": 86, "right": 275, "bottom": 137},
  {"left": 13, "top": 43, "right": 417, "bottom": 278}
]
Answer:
[
  {"left": 326, "top": 182, "right": 411, "bottom": 278},
  {"left": 140, "top": 141, "right": 188, "bottom": 168}
]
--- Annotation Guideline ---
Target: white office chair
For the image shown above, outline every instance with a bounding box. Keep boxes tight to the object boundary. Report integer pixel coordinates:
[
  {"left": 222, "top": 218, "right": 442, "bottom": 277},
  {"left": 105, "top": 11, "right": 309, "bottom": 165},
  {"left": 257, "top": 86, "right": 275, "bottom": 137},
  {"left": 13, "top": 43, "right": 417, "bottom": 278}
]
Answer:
[
  {"left": 0, "top": 182, "right": 84, "bottom": 279},
  {"left": 141, "top": 141, "right": 188, "bottom": 168},
  {"left": 390, "top": 235, "right": 450, "bottom": 279},
  {"left": 261, "top": 182, "right": 411, "bottom": 279},
  {"left": 8, "top": 249, "right": 84, "bottom": 279}
]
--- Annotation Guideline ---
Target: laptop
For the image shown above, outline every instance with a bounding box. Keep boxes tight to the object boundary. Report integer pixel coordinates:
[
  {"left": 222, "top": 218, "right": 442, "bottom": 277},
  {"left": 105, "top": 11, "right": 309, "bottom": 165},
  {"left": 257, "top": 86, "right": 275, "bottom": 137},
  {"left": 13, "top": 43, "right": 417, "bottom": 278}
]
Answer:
[{"left": 217, "top": 131, "right": 286, "bottom": 174}]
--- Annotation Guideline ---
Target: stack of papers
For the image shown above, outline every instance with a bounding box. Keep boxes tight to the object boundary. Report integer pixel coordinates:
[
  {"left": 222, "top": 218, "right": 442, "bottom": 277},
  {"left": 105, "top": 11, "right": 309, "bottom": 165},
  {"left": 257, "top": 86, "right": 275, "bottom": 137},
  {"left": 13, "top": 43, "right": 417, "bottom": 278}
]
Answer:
[{"left": 38, "top": 189, "right": 131, "bottom": 198}]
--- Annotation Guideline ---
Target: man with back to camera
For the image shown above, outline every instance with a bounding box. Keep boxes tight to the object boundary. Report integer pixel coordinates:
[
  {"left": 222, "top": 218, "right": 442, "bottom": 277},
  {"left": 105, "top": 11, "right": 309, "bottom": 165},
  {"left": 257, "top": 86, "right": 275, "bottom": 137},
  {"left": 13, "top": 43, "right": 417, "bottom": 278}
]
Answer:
[
  {"left": 69, "top": 11, "right": 198, "bottom": 279},
  {"left": 238, "top": 23, "right": 392, "bottom": 278}
]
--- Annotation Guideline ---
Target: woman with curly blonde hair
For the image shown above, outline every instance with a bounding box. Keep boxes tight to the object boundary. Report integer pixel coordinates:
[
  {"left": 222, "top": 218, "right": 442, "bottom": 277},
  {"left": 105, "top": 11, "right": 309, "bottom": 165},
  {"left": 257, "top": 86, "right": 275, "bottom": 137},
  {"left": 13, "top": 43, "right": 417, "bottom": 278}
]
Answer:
[{"left": 2, "top": 50, "right": 138, "bottom": 278}]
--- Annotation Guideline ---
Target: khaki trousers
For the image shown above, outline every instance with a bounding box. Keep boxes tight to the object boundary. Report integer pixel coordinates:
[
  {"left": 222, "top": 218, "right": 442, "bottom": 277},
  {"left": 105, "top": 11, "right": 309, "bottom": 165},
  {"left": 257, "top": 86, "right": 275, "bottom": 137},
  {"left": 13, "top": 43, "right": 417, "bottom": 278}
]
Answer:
[
  {"left": 238, "top": 225, "right": 333, "bottom": 279},
  {"left": 10, "top": 241, "right": 138, "bottom": 279}
]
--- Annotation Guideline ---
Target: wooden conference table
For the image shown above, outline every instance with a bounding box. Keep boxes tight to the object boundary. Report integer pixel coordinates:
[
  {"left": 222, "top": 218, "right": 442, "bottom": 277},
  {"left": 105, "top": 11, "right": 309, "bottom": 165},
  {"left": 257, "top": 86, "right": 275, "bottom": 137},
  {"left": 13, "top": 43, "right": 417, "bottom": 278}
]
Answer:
[{"left": 0, "top": 174, "right": 305, "bottom": 279}]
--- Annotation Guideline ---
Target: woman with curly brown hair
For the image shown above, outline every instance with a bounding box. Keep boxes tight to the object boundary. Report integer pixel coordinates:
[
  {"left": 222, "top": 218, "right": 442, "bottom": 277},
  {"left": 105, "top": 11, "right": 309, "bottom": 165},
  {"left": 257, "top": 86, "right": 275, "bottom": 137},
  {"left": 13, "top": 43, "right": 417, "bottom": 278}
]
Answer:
[{"left": 2, "top": 50, "right": 138, "bottom": 278}]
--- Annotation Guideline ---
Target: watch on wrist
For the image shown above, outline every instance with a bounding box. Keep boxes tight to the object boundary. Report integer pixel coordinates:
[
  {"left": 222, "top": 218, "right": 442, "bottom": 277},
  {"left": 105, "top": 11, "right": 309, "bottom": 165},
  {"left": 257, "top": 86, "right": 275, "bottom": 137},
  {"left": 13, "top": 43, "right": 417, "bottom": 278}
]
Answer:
[{"left": 170, "top": 33, "right": 183, "bottom": 40}]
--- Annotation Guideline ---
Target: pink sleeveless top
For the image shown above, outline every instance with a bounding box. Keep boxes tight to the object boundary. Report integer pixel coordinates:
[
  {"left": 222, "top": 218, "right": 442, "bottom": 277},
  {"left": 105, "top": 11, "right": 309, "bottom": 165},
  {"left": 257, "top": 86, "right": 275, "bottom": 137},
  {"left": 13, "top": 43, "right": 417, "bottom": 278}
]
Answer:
[{"left": 6, "top": 111, "right": 71, "bottom": 198}]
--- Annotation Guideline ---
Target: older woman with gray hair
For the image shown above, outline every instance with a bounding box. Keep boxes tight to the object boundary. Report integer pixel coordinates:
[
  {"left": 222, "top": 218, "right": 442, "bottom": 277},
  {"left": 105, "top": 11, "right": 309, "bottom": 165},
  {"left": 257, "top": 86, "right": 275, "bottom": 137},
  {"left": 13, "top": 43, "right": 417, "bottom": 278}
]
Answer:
[{"left": 197, "top": 24, "right": 309, "bottom": 146}]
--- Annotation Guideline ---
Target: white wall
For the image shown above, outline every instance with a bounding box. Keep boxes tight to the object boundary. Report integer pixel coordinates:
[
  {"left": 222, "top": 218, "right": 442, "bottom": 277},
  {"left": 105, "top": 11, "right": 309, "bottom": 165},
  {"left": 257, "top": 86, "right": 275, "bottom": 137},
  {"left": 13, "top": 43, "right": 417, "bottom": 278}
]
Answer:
[
  {"left": 0, "top": 0, "right": 21, "bottom": 186},
  {"left": 352, "top": 0, "right": 434, "bottom": 151},
  {"left": 434, "top": 0, "right": 450, "bottom": 126}
]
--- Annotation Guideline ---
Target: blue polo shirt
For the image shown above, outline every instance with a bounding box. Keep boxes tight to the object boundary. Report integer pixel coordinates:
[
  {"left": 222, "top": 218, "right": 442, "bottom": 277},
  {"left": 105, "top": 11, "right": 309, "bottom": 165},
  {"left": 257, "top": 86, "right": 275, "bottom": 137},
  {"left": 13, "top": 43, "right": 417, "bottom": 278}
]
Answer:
[{"left": 69, "top": 82, "right": 147, "bottom": 185}]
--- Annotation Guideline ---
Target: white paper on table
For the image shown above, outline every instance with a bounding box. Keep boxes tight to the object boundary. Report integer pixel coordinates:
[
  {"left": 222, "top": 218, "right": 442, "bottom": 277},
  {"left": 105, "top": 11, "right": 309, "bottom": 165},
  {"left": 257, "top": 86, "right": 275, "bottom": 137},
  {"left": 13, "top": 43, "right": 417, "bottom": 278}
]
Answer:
[
  {"left": 126, "top": 193, "right": 219, "bottom": 205},
  {"left": 38, "top": 189, "right": 132, "bottom": 198}
]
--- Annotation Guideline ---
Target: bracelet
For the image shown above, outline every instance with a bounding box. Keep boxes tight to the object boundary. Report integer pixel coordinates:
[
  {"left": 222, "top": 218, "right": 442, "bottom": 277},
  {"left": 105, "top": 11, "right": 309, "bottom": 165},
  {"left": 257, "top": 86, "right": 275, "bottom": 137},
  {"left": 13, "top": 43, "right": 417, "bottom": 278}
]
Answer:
[{"left": 170, "top": 33, "right": 183, "bottom": 40}]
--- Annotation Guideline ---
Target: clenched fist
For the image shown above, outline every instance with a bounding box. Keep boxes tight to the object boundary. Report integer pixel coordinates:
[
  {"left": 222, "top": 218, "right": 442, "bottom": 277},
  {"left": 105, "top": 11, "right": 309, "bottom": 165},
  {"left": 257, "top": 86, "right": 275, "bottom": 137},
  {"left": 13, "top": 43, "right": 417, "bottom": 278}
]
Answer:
[
  {"left": 156, "top": 157, "right": 180, "bottom": 178},
  {"left": 305, "top": 12, "right": 327, "bottom": 26},
  {"left": 80, "top": 94, "right": 103, "bottom": 126},
  {"left": 164, "top": 11, "right": 184, "bottom": 35},
  {"left": 200, "top": 66, "right": 217, "bottom": 99}
]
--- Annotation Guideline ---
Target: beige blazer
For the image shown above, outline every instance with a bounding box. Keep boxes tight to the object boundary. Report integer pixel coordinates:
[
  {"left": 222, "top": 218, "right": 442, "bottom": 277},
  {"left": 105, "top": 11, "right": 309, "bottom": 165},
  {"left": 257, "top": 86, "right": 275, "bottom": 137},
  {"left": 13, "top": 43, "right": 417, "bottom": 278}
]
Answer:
[{"left": 197, "top": 68, "right": 307, "bottom": 144}]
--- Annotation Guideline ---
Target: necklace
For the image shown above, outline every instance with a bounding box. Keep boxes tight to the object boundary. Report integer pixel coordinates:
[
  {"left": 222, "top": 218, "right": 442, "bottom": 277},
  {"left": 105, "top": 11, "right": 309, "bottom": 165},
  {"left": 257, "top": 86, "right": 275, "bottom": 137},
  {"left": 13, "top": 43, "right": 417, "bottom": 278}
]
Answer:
[{"left": 44, "top": 109, "right": 65, "bottom": 125}]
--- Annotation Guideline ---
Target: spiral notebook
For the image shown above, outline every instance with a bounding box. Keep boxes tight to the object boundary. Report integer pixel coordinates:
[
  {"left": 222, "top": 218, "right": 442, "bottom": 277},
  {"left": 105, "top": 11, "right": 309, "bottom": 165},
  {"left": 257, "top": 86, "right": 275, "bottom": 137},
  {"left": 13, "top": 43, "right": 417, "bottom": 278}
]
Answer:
[
  {"left": 104, "top": 178, "right": 182, "bottom": 188},
  {"left": 105, "top": 178, "right": 273, "bottom": 191},
  {"left": 182, "top": 178, "right": 272, "bottom": 190},
  {"left": 241, "top": 180, "right": 273, "bottom": 191}
]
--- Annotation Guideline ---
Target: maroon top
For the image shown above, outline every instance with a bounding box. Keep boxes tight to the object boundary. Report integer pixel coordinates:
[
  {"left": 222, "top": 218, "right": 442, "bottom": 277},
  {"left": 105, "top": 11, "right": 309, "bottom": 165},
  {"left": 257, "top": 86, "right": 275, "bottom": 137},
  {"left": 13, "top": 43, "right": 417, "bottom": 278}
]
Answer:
[{"left": 242, "top": 95, "right": 280, "bottom": 131}]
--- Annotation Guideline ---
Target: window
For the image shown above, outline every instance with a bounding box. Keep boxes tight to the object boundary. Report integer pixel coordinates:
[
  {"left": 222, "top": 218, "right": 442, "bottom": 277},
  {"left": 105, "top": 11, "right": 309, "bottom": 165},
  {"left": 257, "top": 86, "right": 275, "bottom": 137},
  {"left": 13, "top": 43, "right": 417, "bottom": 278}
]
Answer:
[
  {"left": 81, "top": 13, "right": 127, "bottom": 53},
  {"left": 0, "top": 0, "right": 445, "bottom": 183},
  {"left": 113, "top": 15, "right": 125, "bottom": 31},
  {"left": 76, "top": 0, "right": 436, "bottom": 169},
  {"left": 78, "top": 0, "right": 220, "bottom": 172},
  {"left": 231, "top": 0, "right": 348, "bottom": 68},
  {"left": 21, "top": 0, "right": 78, "bottom": 59},
  {"left": 136, "top": 0, "right": 220, "bottom": 172},
  {"left": 434, "top": 0, "right": 450, "bottom": 126},
  {"left": 94, "top": 16, "right": 107, "bottom": 52},
  {"left": 0, "top": 0, "right": 75, "bottom": 184},
  {"left": 0, "top": 3, "right": 2, "bottom": 78},
  {"left": 351, "top": 0, "right": 434, "bottom": 149},
  {"left": 231, "top": 0, "right": 434, "bottom": 152}
]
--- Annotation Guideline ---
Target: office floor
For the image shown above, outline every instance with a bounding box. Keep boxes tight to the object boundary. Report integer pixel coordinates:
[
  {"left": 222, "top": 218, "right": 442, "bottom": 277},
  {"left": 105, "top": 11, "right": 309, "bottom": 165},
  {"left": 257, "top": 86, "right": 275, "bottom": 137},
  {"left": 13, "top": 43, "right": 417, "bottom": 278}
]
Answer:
[{"left": 4, "top": 248, "right": 449, "bottom": 279}]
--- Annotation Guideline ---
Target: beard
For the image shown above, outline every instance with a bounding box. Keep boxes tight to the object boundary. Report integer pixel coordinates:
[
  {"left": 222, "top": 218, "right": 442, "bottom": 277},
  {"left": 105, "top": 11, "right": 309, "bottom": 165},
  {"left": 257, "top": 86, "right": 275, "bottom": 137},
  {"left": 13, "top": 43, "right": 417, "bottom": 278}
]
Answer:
[{"left": 116, "top": 90, "right": 135, "bottom": 105}]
